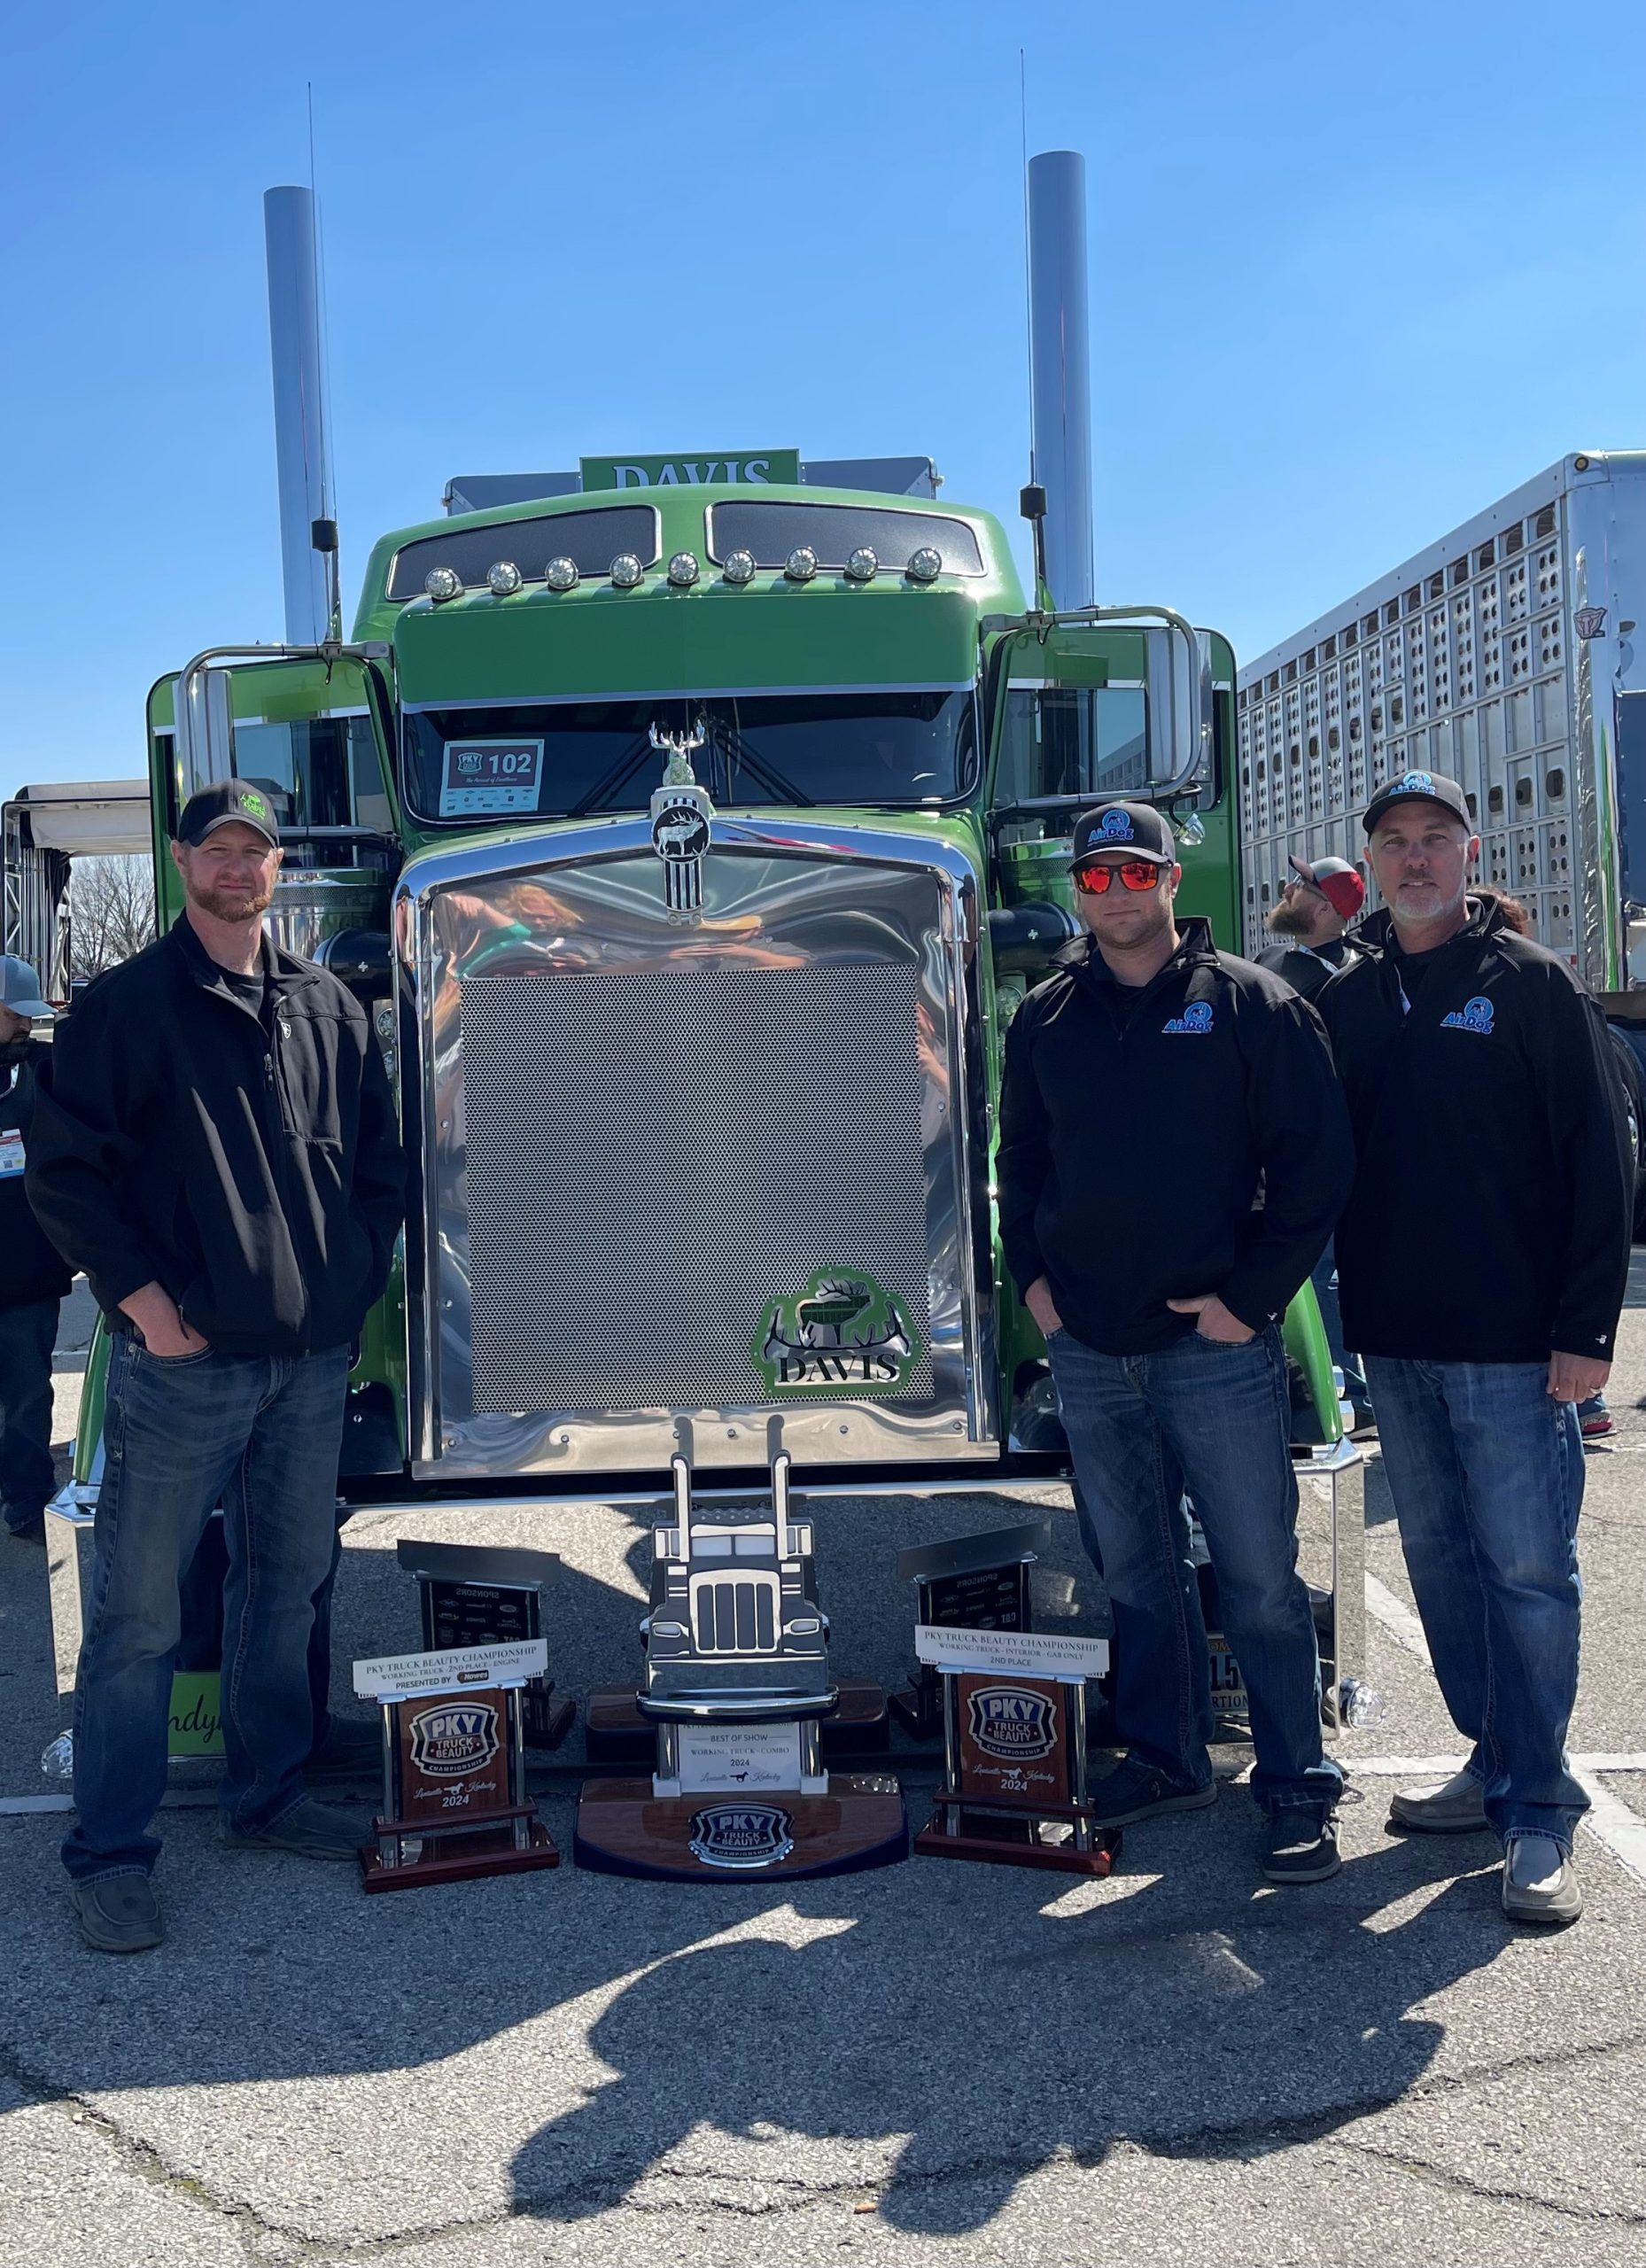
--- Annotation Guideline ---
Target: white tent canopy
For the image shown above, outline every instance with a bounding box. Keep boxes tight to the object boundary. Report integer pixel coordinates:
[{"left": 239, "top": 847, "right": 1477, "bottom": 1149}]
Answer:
[{"left": 4, "top": 780, "right": 151, "bottom": 858}]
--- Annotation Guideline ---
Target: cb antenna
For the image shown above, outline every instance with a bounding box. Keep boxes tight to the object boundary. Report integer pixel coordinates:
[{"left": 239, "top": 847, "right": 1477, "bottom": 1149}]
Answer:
[
  {"left": 308, "top": 83, "right": 341, "bottom": 639},
  {"left": 1017, "top": 50, "right": 1050, "bottom": 606}
]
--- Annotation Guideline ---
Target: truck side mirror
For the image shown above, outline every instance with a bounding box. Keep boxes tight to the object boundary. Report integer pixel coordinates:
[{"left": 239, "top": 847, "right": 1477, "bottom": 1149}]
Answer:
[{"left": 174, "top": 666, "right": 236, "bottom": 795}]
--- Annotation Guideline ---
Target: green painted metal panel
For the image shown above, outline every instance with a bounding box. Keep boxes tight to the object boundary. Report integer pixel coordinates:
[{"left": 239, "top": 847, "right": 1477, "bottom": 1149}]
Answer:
[{"left": 579, "top": 449, "right": 799, "bottom": 490}]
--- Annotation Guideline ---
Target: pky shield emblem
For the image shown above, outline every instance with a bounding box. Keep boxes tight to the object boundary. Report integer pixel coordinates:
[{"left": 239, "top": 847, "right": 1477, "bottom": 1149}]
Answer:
[
  {"left": 967, "top": 1684, "right": 1056, "bottom": 1760},
  {"left": 687, "top": 1803, "right": 796, "bottom": 1868}
]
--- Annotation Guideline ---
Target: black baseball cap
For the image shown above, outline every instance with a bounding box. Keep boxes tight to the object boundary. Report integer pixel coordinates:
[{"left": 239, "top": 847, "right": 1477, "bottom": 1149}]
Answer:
[
  {"left": 1362, "top": 768, "right": 1471, "bottom": 837},
  {"left": 175, "top": 781, "right": 281, "bottom": 849},
  {"left": 1068, "top": 801, "right": 1176, "bottom": 868}
]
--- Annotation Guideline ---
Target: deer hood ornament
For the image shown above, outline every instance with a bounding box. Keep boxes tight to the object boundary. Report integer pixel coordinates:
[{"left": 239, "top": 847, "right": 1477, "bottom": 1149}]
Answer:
[{"left": 648, "top": 720, "right": 713, "bottom": 921}]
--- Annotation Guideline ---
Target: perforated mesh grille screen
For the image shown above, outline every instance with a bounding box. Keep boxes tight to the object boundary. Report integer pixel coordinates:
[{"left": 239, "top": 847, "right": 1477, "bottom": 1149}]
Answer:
[{"left": 460, "top": 966, "right": 933, "bottom": 1412}]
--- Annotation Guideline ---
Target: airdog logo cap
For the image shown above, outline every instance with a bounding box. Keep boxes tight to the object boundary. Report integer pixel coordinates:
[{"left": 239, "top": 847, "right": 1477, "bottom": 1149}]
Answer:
[
  {"left": 1362, "top": 769, "right": 1471, "bottom": 837},
  {"left": 1068, "top": 801, "right": 1176, "bottom": 868},
  {"left": 175, "top": 781, "right": 280, "bottom": 849}
]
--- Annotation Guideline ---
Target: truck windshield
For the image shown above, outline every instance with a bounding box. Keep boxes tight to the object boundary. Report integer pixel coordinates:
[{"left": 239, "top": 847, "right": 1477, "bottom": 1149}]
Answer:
[{"left": 401, "top": 690, "right": 976, "bottom": 823}]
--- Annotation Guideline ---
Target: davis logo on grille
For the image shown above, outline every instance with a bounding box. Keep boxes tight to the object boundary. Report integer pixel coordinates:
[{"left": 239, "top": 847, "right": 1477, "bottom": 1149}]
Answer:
[
  {"left": 687, "top": 1803, "right": 796, "bottom": 1868},
  {"left": 756, "top": 1270, "right": 918, "bottom": 1394},
  {"left": 967, "top": 1685, "right": 1056, "bottom": 1759},
  {"left": 408, "top": 1701, "right": 501, "bottom": 1777}
]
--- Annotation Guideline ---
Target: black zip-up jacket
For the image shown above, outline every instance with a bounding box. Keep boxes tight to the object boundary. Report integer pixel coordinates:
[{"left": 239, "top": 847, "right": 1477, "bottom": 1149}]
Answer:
[
  {"left": 26, "top": 920, "right": 404, "bottom": 1357},
  {"left": 998, "top": 920, "right": 1355, "bottom": 1354},
  {"left": 1317, "top": 900, "right": 1632, "bottom": 1363},
  {"left": 0, "top": 1041, "right": 74, "bottom": 1309},
  {"left": 1255, "top": 932, "right": 1358, "bottom": 1004}
]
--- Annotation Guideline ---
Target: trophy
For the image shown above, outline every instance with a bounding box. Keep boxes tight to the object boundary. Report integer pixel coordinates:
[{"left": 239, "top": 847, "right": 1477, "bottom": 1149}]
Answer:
[
  {"left": 575, "top": 1453, "right": 906, "bottom": 1879},
  {"left": 395, "top": 1540, "right": 575, "bottom": 1749},
  {"left": 353, "top": 1635, "right": 560, "bottom": 1891},
  {"left": 889, "top": 1517, "right": 1053, "bottom": 1737},
  {"left": 912, "top": 1620, "right": 1118, "bottom": 1875}
]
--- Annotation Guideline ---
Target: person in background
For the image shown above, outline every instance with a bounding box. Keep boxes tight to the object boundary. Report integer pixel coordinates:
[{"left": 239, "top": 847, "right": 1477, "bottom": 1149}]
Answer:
[
  {"left": 27, "top": 781, "right": 404, "bottom": 1956},
  {"left": 999, "top": 800, "right": 1353, "bottom": 1886},
  {"left": 1258, "top": 854, "right": 1370, "bottom": 1423},
  {"left": 0, "top": 957, "right": 74, "bottom": 1545},
  {"left": 1257, "top": 854, "right": 1366, "bottom": 1002},
  {"left": 1466, "top": 882, "right": 1638, "bottom": 1439},
  {"left": 1319, "top": 772, "right": 1632, "bottom": 1926}
]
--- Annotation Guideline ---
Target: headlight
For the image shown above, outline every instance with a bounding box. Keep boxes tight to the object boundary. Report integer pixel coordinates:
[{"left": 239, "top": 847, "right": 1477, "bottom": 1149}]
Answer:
[
  {"left": 424, "top": 567, "right": 463, "bottom": 602},
  {"left": 485, "top": 561, "right": 523, "bottom": 596},
  {"left": 544, "top": 555, "right": 579, "bottom": 592},
  {"left": 844, "top": 547, "right": 879, "bottom": 583},
  {"left": 721, "top": 549, "right": 757, "bottom": 586},
  {"left": 905, "top": 547, "right": 943, "bottom": 583},
  {"left": 609, "top": 554, "right": 645, "bottom": 588},
  {"left": 785, "top": 547, "right": 819, "bottom": 583},
  {"left": 667, "top": 551, "right": 701, "bottom": 587}
]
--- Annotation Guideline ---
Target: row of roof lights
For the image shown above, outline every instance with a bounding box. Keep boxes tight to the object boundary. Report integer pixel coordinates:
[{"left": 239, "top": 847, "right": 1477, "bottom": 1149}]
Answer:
[{"left": 424, "top": 545, "right": 945, "bottom": 604}]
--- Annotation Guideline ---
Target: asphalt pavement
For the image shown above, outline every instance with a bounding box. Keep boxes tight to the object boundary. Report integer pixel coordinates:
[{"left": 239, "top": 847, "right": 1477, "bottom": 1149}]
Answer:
[{"left": 3, "top": 1273, "right": 1646, "bottom": 2267}]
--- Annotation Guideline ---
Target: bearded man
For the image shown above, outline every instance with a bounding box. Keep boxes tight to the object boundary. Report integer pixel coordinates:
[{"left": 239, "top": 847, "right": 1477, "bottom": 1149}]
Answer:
[
  {"left": 27, "top": 782, "right": 403, "bottom": 1953},
  {"left": 1318, "top": 770, "right": 1631, "bottom": 1925}
]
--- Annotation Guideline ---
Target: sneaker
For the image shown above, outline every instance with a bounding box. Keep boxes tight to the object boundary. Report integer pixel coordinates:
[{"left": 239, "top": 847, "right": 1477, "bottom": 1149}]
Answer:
[
  {"left": 70, "top": 1876, "right": 164, "bottom": 1954},
  {"left": 1262, "top": 1807, "right": 1340, "bottom": 1884},
  {"left": 1086, "top": 1755, "right": 1218, "bottom": 1829},
  {"left": 1388, "top": 1767, "right": 1489, "bottom": 1835},
  {"left": 1502, "top": 1833, "right": 1582, "bottom": 1926},
  {"left": 1579, "top": 1404, "right": 1615, "bottom": 1440},
  {"left": 219, "top": 1796, "right": 362, "bottom": 1862}
]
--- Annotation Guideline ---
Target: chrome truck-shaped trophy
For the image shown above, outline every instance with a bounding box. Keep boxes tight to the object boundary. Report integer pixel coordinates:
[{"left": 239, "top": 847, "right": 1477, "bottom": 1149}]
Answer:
[{"left": 575, "top": 1454, "right": 906, "bottom": 1878}]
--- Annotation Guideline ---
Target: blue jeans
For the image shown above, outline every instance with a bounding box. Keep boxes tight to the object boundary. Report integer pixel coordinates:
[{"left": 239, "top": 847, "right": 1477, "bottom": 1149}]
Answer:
[
  {"left": 63, "top": 1336, "right": 350, "bottom": 1884},
  {"left": 1363, "top": 1355, "right": 1588, "bottom": 1852},
  {"left": 1049, "top": 1324, "right": 1341, "bottom": 1814},
  {"left": 0, "top": 1297, "right": 59, "bottom": 1529}
]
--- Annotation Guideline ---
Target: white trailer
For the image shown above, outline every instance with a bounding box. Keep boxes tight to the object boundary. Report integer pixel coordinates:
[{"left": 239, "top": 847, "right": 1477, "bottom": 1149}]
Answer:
[{"left": 1237, "top": 451, "right": 1646, "bottom": 999}]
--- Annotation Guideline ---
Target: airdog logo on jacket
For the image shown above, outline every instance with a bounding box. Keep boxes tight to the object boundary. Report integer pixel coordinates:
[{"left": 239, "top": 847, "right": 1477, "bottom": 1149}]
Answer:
[
  {"left": 1440, "top": 995, "right": 1495, "bottom": 1036},
  {"left": 1096, "top": 810, "right": 1135, "bottom": 841},
  {"left": 408, "top": 1701, "right": 500, "bottom": 1778},
  {"left": 1162, "top": 1000, "right": 1215, "bottom": 1036},
  {"left": 687, "top": 1804, "right": 796, "bottom": 1868},
  {"left": 967, "top": 1685, "right": 1056, "bottom": 1760}
]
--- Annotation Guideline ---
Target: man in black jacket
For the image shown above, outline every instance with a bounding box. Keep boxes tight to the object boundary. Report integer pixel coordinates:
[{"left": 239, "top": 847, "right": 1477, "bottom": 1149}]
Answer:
[
  {"left": 1256, "top": 853, "right": 1366, "bottom": 1004},
  {"left": 27, "top": 782, "right": 404, "bottom": 1953},
  {"left": 0, "top": 957, "right": 74, "bottom": 1544},
  {"left": 999, "top": 801, "right": 1354, "bottom": 1884},
  {"left": 1318, "top": 768, "right": 1632, "bottom": 1927},
  {"left": 1257, "top": 853, "right": 1370, "bottom": 1417}
]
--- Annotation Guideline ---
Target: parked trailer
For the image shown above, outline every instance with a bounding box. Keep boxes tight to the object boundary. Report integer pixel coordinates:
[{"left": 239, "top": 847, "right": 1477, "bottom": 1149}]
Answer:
[{"left": 1237, "top": 451, "right": 1646, "bottom": 999}]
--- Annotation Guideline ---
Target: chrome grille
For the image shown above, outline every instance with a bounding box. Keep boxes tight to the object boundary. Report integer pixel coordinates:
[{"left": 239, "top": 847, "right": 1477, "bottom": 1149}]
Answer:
[
  {"left": 460, "top": 965, "right": 933, "bottom": 1413},
  {"left": 689, "top": 1573, "right": 780, "bottom": 1653}
]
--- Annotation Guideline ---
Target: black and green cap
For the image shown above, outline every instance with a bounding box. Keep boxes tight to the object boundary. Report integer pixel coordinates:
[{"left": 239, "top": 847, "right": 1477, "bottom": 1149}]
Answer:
[{"left": 175, "top": 781, "right": 280, "bottom": 849}]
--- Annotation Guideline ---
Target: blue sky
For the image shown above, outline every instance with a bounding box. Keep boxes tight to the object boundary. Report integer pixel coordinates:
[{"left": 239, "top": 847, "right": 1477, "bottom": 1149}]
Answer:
[{"left": 4, "top": 0, "right": 1642, "bottom": 791}]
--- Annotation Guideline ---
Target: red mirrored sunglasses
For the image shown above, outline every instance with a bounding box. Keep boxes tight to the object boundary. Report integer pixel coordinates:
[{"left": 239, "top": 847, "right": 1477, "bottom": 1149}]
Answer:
[{"left": 1074, "top": 858, "right": 1166, "bottom": 895}]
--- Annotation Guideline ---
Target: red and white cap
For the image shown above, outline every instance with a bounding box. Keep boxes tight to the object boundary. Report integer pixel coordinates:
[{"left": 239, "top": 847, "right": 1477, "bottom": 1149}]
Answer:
[{"left": 1287, "top": 854, "right": 1365, "bottom": 921}]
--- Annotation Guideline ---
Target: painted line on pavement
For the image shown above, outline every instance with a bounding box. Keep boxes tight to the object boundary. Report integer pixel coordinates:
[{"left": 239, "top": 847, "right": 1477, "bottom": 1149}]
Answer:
[
  {"left": 1573, "top": 1774, "right": 1646, "bottom": 1890},
  {"left": 1363, "top": 1571, "right": 1646, "bottom": 1890}
]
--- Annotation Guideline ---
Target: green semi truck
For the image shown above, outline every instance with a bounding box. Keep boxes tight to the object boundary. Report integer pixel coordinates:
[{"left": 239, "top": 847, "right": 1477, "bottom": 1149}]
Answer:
[{"left": 40, "top": 454, "right": 1359, "bottom": 1717}]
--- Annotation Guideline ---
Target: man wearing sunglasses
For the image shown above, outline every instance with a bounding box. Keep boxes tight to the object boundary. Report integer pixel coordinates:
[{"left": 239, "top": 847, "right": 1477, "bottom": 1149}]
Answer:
[{"left": 998, "top": 800, "right": 1354, "bottom": 1884}]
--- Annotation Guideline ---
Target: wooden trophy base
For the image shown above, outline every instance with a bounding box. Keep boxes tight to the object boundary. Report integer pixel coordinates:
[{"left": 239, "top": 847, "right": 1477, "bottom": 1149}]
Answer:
[
  {"left": 914, "top": 1801, "right": 1120, "bottom": 1876},
  {"left": 574, "top": 1774, "right": 907, "bottom": 1881},
  {"left": 584, "top": 1680, "right": 889, "bottom": 1765},
  {"left": 360, "top": 1805, "right": 561, "bottom": 1893}
]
